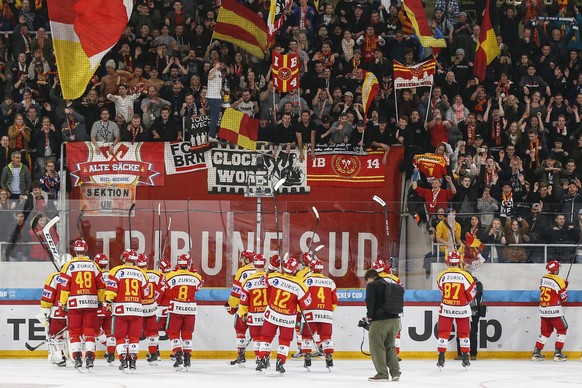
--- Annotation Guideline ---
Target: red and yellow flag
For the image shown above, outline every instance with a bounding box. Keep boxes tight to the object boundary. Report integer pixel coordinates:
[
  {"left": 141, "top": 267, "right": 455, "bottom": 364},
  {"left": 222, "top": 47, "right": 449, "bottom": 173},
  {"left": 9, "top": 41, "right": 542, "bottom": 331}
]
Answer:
[
  {"left": 212, "top": 0, "right": 268, "bottom": 59},
  {"left": 362, "top": 72, "right": 380, "bottom": 116},
  {"left": 474, "top": 0, "right": 500, "bottom": 81},
  {"left": 402, "top": 0, "right": 446, "bottom": 48},
  {"left": 47, "top": 0, "right": 132, "bottom": 99},
  {"left": 219, "top": 108, "right": 259, "bottom": 151},
  {"left": 272, "top": 52, "right": 300, "bottom": 93}
]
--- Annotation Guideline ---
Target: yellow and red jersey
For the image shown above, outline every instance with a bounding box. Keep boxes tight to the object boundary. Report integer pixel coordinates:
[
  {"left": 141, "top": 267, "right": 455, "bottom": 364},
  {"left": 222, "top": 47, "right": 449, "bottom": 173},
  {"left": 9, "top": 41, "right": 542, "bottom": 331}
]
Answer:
[
  {"left": 436, "top": 267, "right": 476, "bottom": 318},
  {"left": 263, "top": 272, "right": 311, "bottom": 328},
  {"left": 238, "top": 270, "right": 268, "bottom": 326},
  {"left": 40, "top": 271, "right": 66, "bottom": 319},
  {"left": 142, "top": 269, "right": 166, "bottom": 317},
  {"left": 227, "top": 264, "right": 255, "bottom": 309},
  {"left": 105, "top": 264, "right": 149, "bottom": 316},
  {"left": 164, "top": 269, "right": 204, "bottom": 315},
  {"left": 302, "top": 272, "right": 338, "bottom": 324},
  {"left": 296, "top": 266, "right": 311, "bottom": 280},
  {"left": 97, "top": 269, "right": 111, "bottom": 318},
  {"left": 539, "top": 273, "right": 568, "bottom": 317},
  {"left": 59, "top": 256, "right": 105, "bottom": 310}
]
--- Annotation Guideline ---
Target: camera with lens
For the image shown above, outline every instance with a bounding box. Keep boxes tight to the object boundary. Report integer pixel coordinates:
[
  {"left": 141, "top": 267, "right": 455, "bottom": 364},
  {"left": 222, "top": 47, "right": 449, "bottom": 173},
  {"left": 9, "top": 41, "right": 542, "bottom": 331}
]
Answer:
[{"left": 357, "top": 317, "right": 370, "bottom": 331}]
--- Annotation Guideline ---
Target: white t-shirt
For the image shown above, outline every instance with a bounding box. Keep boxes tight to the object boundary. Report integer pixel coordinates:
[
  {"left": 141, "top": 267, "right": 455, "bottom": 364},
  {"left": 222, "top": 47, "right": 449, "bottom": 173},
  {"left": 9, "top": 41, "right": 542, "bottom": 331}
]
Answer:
[{"left": 207, "top": 69, "right": 222, "bottom": 99}]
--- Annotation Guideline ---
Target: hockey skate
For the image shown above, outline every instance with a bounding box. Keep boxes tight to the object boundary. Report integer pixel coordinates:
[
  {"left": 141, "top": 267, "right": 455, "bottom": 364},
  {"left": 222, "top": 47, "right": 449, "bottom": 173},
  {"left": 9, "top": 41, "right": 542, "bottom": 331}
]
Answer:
[
  {"left": 532, "top": 348, "right": 545, "bottom": 361},
  {"left": 291, "top": 349, "right": 303, "bottom": 359},
  {"left": 554, "top": 349, "right": 567, "bottom": 362},
  {"left": 173, "top": 350, "right": 184, "bottom": 371},
  {"left": 255, "top": 357, "right": 267, "bottom": 374},
  {"left": 303, "top": 352, "right": 311, "bottom": 371},
  {"left": 229, "top": 348, "right": 246, "bottom": 367},
  {"left": 265, "top": 354, "right": 271, "bottom": 368},
  {"left": 85, "top": 352, "right": 95, "bottom": 372},
  {"left": 275, "top": 357, "right": 286, "bottom": 375},
  {"left": 73, "top": 352, "right": 83, "bottom": 373},
  {"left": 56, "top": 356, "right": 67, "bottom": 367},
  {"left": 437, "top": 352, "right": 445, "bottom": 369},
  {"left": 128, "top": 354, "right": 137, "bottom": 373},
  {"left": 106, "top": 352, "right": 115, "bottom": 366},
  {"left": 184, "top": 352, "right": 191, "bottom": 370},
  {"left": 313, "top": 345, "right": 324, "bottom": 358},
  {"left": 146, "top": 353, "right": 158, "bottom": 366},
  {"left": 119, "top": 354, "right": 128, "bottom": 372},
  {"left": 325, "top": 353, "right": 334, "bottom": 370},
  {"left": 461, "top": 352, "right": 470, "bottom": 369}
]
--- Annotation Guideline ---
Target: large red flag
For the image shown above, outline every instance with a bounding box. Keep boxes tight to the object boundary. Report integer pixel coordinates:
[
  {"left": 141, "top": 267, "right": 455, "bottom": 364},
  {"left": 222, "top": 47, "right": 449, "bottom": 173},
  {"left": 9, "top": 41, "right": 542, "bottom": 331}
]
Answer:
[
  {"left": 402, "top": 0, "right": 446, "bottom": 48},
  {"left": 474, "top": 0, "right": 500, "bottom": 82}
]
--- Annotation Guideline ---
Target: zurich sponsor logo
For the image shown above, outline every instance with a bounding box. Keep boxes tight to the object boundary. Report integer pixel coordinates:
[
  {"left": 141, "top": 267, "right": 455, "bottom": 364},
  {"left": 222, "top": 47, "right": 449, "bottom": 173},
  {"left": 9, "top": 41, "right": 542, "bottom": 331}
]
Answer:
[
  {"left": 306, "top": 278, "right": 313, "bottom": 286},
  {"left": 70, "top": 264, "right": 75, "bottom": 270},
  {"left": 245, "top": 282, "right": 252, "bottom": 289},
  {"left": 242, "top": 273, "right": 248, "bottom": 280},
  {"left": 273, "top": 279, "right": 279, "bottom": 286}
]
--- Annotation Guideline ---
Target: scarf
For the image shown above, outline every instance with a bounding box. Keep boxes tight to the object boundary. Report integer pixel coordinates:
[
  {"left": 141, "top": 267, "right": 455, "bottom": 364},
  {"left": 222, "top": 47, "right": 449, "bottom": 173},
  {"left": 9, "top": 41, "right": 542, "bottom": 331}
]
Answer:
[
  {"left": 491, "top": 120, "right": 502, "bottom": 146},
  {"left": 474, "top": 98, "right": 486, "bottom": 113},
  {"left": 129, "top": 124, "right": 141, "bottom": 144},
  {"left": 453, "top": 103, "right": 465, "bottom": 122},
  {"left": 14, "top": 123, "right": 23, "bottom": 149},
  {"left": 466, "top": 123, "right": 475, "bottom": 146},
  {"left": 556, "top": 125, "right": 567, "bottom": 136},
  {"left": 430, "top": 187, "right": 440, "bottom": 210},
  {"left": 122, "top": 54, "right": 133, "bottom": 72},
  {"left": 175, "top": 9, "right": 183, "bottom": 25},
  {"left": 529, "top": 139, "right": 540, "bottom": 168},
  {"left": 502, "top": 191, "right": 513, "bottom": 208},
  {"left": 484, "top": 169, "right": 494, "bottom": 186},
  {"left": 363, "top": 35, "right": 377, "bottom": 62}
]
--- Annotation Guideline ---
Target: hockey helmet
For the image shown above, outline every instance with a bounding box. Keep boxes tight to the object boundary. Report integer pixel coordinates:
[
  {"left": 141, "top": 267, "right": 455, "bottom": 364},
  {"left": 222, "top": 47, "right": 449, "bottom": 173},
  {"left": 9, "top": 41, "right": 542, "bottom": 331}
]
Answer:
[
  {"left": 372, "top": 258, "right": 386, "bottom": 272},
  {"left": 309, "top": 258, "right": 324, "bottom": 273},
  {"left": 282, "top": 256, "right": 300, "bottom": 274},
  {"left": 268, "top": 254, "right": 281, "bottom": 272},
  {"left": 72, "top": 239, "right": 88, "bottom": 254},
  {"left": 177, "top": 253, "right": 192, "bottom": 267},
  {"left": 137, "top": 253, "right": 149, "bottom": 268},
  {"left": 300, "top": 252, "right": 313, "bottom": 266},
  {"left": 240, "top": 250, "right": 255, "bottom": 265},
  {"left": 94, "top": 253, "right": 109, "bottom": 268},
  {"left": 253, "top": 253, "right": 266, "bottom": 268},
  {"left": 546, "top": 260, "right": 560, "bottom": 275},
  {"left": 121, "top": 249, "right": 138, "bottom": 263},
  {"left": 447, "top": 251, "right": 461, "bottom": 265},
  {"left": 158, "top": 257, "right": 172, "bottom": 273}
]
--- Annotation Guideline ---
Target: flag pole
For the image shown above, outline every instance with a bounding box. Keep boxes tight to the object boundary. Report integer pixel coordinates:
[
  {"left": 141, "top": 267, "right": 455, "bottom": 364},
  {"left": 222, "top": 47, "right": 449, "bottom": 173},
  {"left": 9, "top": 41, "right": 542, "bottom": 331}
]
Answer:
[{"left": 425, "top": 83, "right": 434, "bottom": 125}]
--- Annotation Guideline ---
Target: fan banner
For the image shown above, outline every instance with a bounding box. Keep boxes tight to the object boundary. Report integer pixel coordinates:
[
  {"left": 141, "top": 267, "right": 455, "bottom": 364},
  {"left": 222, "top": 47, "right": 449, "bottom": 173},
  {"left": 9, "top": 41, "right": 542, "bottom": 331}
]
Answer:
[
  {"left": 165, "top": 142, "right": 208, "bottom": 175},
  {"left": 79, "top": 184, "right": 136, "bottom": 216},
  {"left": 66, "top": 142, "right": 165, "bottom": 186},
  {"left": 413, "top": 153, "right": 448, "bottom": 178},
  {"left": 393, "top": 58, "right": 436, "bottom": 90},
  {"left": 272, "top": 52, "right": 300, "bottom": 92},
  {"left": 307, "top": 151, "right": 386, "bottom": 187}
]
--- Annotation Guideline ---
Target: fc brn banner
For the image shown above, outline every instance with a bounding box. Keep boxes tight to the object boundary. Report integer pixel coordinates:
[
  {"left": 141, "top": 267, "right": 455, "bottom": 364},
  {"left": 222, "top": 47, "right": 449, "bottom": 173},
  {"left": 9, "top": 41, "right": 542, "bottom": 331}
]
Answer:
[
  {"left": 207, "top": 143, "right": 309, "bottom": 194},
  {"left": 67, "top": 142, "right": 165, "bottom": 186},
  {"left": 164, "top": 142, "right": 208, "bottom": 175},
  {"left": 307, "top": 151, "right": 386, "bottom": 187}
]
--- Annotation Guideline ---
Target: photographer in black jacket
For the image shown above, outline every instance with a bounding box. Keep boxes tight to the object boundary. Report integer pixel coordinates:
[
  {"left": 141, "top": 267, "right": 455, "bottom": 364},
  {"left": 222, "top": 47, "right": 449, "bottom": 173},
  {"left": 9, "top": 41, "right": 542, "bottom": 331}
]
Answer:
[{"left": 364, "top": 269, "right": 401, "bottom": 382}]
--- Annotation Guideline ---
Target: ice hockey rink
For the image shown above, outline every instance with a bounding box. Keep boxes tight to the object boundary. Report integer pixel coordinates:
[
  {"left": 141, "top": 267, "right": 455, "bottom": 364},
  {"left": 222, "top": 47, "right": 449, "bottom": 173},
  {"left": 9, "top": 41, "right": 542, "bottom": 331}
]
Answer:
[{"left": 2, "top": 358, "right": 582, "bottom": 388}]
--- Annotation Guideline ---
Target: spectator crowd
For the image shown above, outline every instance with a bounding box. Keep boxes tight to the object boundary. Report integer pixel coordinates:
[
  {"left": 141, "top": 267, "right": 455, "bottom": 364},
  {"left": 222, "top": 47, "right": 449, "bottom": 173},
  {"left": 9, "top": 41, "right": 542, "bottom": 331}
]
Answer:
[{"left": 1, "top": 0, "right": 582, "bottom": 265}]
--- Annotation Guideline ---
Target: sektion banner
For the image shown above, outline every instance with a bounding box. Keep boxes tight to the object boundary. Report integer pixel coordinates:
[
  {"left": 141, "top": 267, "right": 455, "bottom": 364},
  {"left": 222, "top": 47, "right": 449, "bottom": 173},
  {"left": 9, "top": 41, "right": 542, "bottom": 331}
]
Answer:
[
  {"left": 307, "top": 150, "right": 386, "bottom": 187},
  {"left": 80, "top": 184, "right": 136, "bottom": 216},
  {"left": 67, "top": 142, "right": 165, "bottom": 186}
]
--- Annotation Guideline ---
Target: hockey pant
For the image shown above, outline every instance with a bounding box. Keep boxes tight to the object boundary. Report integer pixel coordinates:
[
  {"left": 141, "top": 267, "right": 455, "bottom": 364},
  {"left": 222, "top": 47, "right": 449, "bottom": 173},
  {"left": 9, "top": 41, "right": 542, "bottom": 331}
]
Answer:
[
  {"left": 48, "top": 317, "right": 67, "bottom": 364},
  {"left": 67, "top": 308, "right": 97, "bottom": 356},
  {"left": 166, "top": 313, "right": 196, "bottom": 355},
  {"left": 95, "top": 313, "right": 114, "bottom": 355},
  {"left": 143, "top": 314, "right": 159, "bottom": 354},
  {"left": 258, "top": 321, "right": 294, "bottom": 363},
  {"left": 234, "top": 314, "right": 248, "bottom": 351},
  {"left": 536, "top": 316, "right": 568, "bottom": 350},
  {"left": 301, "top": 321, "right": 333, "bottom": 354},
  {"left": 248, "top": 325, "right": 262, "bottom": 357},
  {"left": 437, "top": 316, "right": 470, "bottom": 353},
  {"left": 112, "top": 315, "right": 143, "bottom": 359}
]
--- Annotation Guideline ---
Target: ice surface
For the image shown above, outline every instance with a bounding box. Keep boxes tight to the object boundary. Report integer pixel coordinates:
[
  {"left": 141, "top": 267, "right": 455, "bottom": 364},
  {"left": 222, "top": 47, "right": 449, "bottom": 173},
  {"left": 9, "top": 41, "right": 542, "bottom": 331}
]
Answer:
[{"left": 1, "top": 358, "right": 582, "bottom": 387}]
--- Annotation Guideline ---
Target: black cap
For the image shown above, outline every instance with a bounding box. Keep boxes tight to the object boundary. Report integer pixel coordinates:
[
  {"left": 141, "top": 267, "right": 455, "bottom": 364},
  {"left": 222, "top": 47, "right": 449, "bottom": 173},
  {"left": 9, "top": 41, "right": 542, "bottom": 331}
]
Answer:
[
  {"left": 547, "top": 153, "right": 556, "bottom": 160},
  {"left": 355, "top": 4, "right": 363, "bottom": 8},
  {"left": 502, "top": 181, "right": 512, "bottom": 188},
  {"left": 379, "top": 116, "right": 388, "bottom": 123},
  {"left": 356, "top": 120, "right": 365, "bottom": 127},
  {"left": 475, "top": 134, "right": 483, "bottom": 139}
]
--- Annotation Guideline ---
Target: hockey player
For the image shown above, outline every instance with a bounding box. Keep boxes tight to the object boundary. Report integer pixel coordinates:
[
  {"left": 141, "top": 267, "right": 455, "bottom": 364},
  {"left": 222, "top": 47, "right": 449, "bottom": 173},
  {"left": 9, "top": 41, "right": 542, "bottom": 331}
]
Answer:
[
  {"left": 372, "top": 258, "right": 402, "bottom": 358},
  {"left": 156, "top": 257, "right": 173, "bottom": 332},
  {"left": 225, "top": 250, "right": 256, "bottom": 366},
  {"left": 163, "top": 253, "right": 204, "bottom": 371},
  {"left": 238, "top": 254, "right": 268, "bottom": 366},
  {"left": 436, "top": 251, "right": 476, "bottom": 369},
  {"left": 292, "top": 252, "right": 314, "bottom": 359},
  {"left": 59, "top": 239, "right": 105, "bottom": 371},
  {"left": 38, "top": 254, "right": 71, "bottom": 367},
  {"left": 94, "top": 253, "right": 116, "bottom": 365},
  {"left": 137, "top": 253, "right": 166, "bottom": 366},
  {"left": 256, "top": 256, "right": 312, "bottom": 374},
  {"left": 301, "top": 258, "right": 338, "bottom": 370},
  {"left": 532, "top": 260, "right": 569, "bottom": 362},
  {"left": 105, "top": 249, "right": 149, "bottom": 372}
]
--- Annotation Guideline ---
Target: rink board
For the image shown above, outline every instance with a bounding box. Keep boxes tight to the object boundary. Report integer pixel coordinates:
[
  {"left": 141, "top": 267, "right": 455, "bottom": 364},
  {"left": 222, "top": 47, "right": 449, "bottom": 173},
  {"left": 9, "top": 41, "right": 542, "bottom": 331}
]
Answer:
[{"left": 2, "top": 302, "right": 582, "bottom": 358}]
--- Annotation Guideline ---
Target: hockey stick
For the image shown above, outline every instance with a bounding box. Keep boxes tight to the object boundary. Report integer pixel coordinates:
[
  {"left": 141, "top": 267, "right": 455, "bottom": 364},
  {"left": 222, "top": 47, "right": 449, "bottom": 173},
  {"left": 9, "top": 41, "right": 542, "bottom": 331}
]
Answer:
[
  {"left": 565, "top": 242, "right": 580, "bottom": 281},
  {"left": 186, "top": 198, "right": 192, "bottom": 255},
  {"left": 157, "top": 203, "right": 162, "bottom": 262},
  {"left": 373, "top": 195, "right": 391, "bottom": 258},
  {"left": 25, "top": 326, "right": 67, "bottom": 351},
  {"left": 307, "top": 206, "right": 320, "bottom": 253},
  {"left": 161, "top": 216, "right": 172, "bottom": 259},
  {"left": 128, "top": 203, "right": 136, "bottom": 249},
  {"left": 42, "top": 216, "right": 61, "bottom": 272},
  {"left": 31, "top": 214, "right": 59, "bottom": 272},
  {"left": 76, "top": 206, "right": 87, "bottom": 240},
  {"left": 273, "top": 178, "right": 286, "bottom": 258}
]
